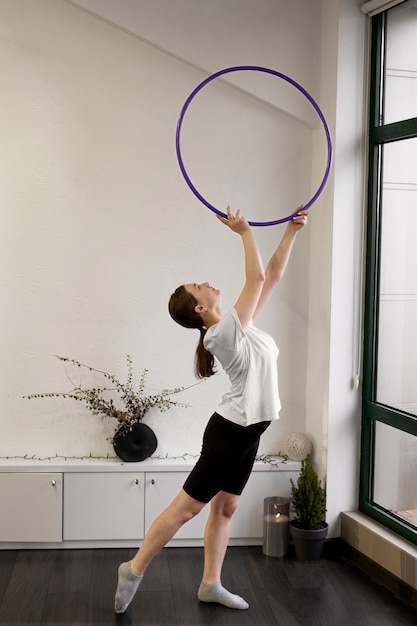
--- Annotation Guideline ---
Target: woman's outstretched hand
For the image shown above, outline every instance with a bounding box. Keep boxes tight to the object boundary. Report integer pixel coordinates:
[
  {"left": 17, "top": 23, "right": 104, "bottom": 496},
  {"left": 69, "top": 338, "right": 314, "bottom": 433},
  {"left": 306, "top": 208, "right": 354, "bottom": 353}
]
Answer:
[
  {"left": 287, "top": 207, "right": 309, "bottom": 232},
  {"left": 217, "top": 206, "right": 250, "bottom": 235}
]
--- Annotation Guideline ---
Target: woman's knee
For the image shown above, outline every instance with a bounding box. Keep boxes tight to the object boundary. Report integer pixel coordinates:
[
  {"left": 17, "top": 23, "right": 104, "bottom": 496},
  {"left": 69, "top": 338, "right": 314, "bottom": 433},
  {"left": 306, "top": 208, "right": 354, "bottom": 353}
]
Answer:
[
  {"left": 210, "top": 492, "right": 240, "bottom": 519},
  {"left": 170, "top": 489, "right": 206, "bottom": 523}
]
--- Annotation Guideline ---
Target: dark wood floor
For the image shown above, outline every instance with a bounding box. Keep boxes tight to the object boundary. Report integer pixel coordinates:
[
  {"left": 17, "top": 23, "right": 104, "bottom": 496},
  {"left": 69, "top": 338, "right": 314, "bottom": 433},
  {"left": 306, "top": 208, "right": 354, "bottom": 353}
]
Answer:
[{"left": 0, "top": 545, "right": 416, "bottom": 626}]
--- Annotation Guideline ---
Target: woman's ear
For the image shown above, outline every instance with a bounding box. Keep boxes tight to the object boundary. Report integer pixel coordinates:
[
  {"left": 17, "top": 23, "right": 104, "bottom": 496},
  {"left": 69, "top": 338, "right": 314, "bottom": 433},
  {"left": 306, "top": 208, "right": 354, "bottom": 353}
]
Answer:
[{"left": 194, "top": 304, "right": 206, "bottom": 314}]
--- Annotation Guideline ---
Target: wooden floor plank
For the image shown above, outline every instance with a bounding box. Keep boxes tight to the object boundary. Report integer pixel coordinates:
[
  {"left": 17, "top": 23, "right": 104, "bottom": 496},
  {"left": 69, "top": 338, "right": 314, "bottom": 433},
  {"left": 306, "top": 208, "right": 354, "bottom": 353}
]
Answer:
[
  {"left": 130, "top": 590, "right": 176, "bottom": 626},
  {"left": 266, "top": 590, "right": 302, "bottom": 626},
  {"left": 47, "top": 548, "right": 93, "bottom": 594},
  {"left": 0, "top": 546, "right": 415, "bottom": 625},
  {"left": 41, "top": 592, "right": 89, "bottom": 625},
  {"left": 0, "top": 550, "right": 56, "bottom": 626},
  {"left": 325, "top": 556, "right": 416, "bottom": 626},
  {"left": 0, "top": 551, "right": 17, "bottom": 606}
]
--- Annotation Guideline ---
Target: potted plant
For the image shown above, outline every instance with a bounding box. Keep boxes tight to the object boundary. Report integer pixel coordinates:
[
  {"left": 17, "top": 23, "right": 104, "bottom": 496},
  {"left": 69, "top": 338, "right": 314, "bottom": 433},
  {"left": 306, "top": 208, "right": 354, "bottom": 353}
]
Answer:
[
  {"left": 24, "top": 355, "right": 200, "bottom": 462},
  {"left": 289, "top": 453, "right": 328, "bottom": 561}
]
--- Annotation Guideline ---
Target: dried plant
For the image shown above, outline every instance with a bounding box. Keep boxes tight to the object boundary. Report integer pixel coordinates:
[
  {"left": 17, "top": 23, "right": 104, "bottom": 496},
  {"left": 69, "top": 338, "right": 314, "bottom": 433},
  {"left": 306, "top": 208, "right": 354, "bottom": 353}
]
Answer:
[{"left": 24, "top": 355, "right": 200, "bottom": 443}]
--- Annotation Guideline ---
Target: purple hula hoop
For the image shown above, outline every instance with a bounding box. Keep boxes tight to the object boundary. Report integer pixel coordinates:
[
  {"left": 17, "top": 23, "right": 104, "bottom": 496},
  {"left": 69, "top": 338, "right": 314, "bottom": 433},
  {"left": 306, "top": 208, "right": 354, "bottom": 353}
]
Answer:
[{"left": 176, "top": 65, "right": 332, "bottom": 226}]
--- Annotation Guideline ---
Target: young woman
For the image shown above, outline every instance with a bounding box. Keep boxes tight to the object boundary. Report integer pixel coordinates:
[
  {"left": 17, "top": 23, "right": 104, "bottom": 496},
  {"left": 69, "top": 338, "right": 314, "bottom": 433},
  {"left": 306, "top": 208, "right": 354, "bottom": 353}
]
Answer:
[{"left": 114, "top": 206, "right": 308, "bottom": 614}]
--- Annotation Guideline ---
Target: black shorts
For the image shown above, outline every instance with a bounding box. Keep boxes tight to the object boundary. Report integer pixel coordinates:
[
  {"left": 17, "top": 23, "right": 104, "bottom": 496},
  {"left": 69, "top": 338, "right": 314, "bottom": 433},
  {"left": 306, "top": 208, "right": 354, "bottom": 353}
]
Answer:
[{"left": 183, "top": 412, "right": 270, "bottom": 503}]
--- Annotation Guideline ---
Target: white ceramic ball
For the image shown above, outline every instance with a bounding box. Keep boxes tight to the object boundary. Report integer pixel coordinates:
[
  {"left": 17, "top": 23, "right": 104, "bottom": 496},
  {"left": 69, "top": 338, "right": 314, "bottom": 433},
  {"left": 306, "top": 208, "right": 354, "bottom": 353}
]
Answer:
[{"left": 284, "top": 432, "right": 313, "bottom": 461}]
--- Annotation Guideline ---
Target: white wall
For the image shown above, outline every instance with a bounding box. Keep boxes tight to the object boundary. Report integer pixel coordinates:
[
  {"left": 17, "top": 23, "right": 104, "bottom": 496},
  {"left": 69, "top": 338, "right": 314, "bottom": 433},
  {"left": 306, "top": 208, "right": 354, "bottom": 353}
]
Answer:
[
  {"left": 0, "top": 0, "right": 317, "bottom": 459},
  {"left": 0, "top": 0, "right": 366, "bottom": 538},
  {"left": 68, "top": 0, "right": 322, "bottom": 127},
  {"left": 313, "top": 0, "right": 366, "bottom": 535}
]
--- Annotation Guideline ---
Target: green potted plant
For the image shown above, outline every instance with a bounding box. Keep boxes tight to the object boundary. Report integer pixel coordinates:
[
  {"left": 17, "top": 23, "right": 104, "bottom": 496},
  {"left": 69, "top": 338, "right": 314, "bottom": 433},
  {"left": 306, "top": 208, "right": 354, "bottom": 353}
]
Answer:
[
  {"left": 289, "top": 453, "right": 328, "bottom": 560},
  {"left": 24, "top": 355, "right": 200, "bottom": 462}
]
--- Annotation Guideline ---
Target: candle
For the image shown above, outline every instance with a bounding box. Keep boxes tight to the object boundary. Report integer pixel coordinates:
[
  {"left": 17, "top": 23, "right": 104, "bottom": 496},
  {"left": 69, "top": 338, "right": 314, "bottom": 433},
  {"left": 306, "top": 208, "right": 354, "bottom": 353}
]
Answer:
[{"left": 262, "top": 498, "right": 290, "bottom": 557}]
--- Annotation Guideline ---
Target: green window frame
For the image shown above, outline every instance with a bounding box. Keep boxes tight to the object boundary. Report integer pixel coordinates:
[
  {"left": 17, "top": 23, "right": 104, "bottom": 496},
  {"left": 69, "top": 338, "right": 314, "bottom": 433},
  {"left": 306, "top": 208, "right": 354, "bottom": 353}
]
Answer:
[{"left": 360, "top": 6, "right": 417, "bottom": 545}]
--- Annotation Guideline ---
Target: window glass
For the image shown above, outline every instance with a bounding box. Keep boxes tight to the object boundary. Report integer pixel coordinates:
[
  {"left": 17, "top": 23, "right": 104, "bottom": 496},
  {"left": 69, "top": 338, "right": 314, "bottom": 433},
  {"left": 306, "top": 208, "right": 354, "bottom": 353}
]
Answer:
[
  {"left": 376, "top": 138, "right": 417, "bottom": 417},
  {"left": 374, "top": 421, "right": 417, "bottom": 528},
  {"left": 384, "top": 0, "right": 417, "bottom": 124}
]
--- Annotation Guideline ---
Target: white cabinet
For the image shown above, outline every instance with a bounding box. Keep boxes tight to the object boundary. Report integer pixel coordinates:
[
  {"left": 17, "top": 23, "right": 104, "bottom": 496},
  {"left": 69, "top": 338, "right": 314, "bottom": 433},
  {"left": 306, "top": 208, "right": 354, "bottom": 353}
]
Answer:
[
  {"left": 0, "top": 472, "right": 62, "bottom": 542},
  {"left": 64, "top": 472, "right": 145, "bottom": 540},
  {"left": 0, "top": 459, "right": 299, "bottom": 547}
]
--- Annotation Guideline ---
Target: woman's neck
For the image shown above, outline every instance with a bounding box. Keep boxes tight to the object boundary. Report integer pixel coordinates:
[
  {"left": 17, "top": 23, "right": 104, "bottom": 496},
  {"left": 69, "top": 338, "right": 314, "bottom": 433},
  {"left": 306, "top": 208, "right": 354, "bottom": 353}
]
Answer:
[{"left": 204, "top": 310, "right": 222, "bottom": 329}]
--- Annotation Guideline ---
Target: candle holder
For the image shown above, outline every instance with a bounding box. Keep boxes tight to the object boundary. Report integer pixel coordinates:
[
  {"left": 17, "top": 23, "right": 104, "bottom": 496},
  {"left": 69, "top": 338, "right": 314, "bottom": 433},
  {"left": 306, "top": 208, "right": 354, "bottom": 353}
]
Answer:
[{"left": 262, "top": 496, "right": 290, "bottom": 557}]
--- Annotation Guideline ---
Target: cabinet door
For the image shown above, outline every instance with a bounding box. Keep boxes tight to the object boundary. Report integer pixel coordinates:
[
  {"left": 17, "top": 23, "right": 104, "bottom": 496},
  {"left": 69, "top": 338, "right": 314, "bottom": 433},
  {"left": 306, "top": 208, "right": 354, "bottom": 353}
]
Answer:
[
  {"left": 231, "top": 471, "right": 297, "bottom": 539},
  {"left": 145, "top": 472, "right": 210, "bottom": 539},
  {"left": 0, "top": 473, "right": 62, "bottom": 542},
  {"left": 64, "top": 472, "right": 145, "bottom": 540}
]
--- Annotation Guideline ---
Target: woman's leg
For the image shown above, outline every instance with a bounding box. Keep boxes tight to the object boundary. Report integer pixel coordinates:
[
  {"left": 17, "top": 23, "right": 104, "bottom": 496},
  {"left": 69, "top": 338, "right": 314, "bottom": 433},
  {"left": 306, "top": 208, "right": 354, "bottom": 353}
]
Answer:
[
  {"left": 198, "top": 491, "right": 249, "bottom": 610},
  {"left": 202, "top": 491, "right": 239, "bottom": 583},
  {"left": 131, "top": 489, "right": 205, "bottom": 574},
  {"left": 115, "top": 489, "right": 205, "bottom": 613}
]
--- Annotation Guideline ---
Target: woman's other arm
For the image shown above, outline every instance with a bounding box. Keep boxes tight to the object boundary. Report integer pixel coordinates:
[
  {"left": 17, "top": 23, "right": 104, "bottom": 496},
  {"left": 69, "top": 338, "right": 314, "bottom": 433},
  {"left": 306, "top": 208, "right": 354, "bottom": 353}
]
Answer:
[{"left": 253, "top": 208, "right": 309, "bottom": 320}]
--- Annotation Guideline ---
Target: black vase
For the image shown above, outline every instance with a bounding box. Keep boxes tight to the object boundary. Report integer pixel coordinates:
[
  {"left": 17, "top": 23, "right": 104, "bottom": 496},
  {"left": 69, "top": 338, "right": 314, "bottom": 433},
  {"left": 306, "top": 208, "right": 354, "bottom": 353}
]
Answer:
[{"left": 113, "top": 422, "right": 158, "bottom": 462}]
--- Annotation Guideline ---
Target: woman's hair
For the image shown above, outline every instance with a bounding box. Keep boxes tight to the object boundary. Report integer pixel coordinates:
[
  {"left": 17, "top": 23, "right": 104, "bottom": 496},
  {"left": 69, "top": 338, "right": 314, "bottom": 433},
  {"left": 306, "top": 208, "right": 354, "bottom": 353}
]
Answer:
[{"left": 168, "top": 285, "right": 216, "bottom": 379}]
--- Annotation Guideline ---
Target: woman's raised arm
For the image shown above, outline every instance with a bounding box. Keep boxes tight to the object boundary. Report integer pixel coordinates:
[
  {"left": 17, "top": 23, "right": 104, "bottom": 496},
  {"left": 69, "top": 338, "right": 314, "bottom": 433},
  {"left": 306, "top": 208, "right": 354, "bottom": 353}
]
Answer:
[
  {"left": 217, "top": 207, "right": 265, "bottom": 330},
  {"left": 253, "top": 208, "right": 309, "bottom": 320}
]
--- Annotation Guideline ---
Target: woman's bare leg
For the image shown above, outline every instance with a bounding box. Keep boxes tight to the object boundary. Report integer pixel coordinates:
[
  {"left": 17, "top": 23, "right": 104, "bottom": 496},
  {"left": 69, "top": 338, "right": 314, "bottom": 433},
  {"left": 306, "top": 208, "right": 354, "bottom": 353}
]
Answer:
[
  {"left": 198, "top": 491, "right": 249, "bottom": 609},
  {"left": 115, "top": 489, "right": 205, "bottom": 613},
  {"left": 131, "top": 489, "right": 205, "bottom": 574},
  {"left": 201, "top": 491, "right": 239, "bottom": 582}
]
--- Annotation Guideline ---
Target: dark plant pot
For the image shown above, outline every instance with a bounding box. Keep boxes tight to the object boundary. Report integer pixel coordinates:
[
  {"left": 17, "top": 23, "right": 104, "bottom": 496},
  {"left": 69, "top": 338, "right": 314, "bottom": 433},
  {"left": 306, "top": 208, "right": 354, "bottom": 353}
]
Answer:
[
  {"left": 289, "top": 521, "right": 329, "bottom": 561},
  {"left": 113, "top": 422, "right": 158, "bottom": 462}
]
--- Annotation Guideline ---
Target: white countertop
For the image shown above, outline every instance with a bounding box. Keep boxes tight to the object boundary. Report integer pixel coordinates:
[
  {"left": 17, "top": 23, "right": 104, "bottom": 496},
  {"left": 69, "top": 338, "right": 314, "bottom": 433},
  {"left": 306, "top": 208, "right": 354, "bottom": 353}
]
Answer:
[{"left": 0, "top": 454, "right": 300, "bottom": 473}]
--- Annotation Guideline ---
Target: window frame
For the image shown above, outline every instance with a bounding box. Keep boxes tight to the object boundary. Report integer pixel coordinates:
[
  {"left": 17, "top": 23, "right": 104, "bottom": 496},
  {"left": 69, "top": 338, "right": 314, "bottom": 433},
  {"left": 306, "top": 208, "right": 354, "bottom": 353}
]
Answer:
[{"left": 360, "top": 8, "right": 417, "bottom": 545}]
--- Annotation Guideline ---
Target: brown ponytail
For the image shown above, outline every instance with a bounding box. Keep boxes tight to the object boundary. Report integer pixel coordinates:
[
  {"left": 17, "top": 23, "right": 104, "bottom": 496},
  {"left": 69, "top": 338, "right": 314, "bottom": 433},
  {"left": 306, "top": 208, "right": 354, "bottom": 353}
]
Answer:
[{"left": 168, "top": 286, "right": 216, "bottom": 379}]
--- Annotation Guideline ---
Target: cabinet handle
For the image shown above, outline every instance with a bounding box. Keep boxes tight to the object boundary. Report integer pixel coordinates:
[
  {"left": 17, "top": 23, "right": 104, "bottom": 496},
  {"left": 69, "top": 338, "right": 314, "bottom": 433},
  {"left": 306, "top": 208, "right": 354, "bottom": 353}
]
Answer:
[
  {"left": 151, "top": 478, "right": 155, "bottom": 485},
  {"left": 134, "top": 479, "right": 139, "bottom": 485},
  {"left": 51, "top": 480, "right": 56, "bottom": 487}
]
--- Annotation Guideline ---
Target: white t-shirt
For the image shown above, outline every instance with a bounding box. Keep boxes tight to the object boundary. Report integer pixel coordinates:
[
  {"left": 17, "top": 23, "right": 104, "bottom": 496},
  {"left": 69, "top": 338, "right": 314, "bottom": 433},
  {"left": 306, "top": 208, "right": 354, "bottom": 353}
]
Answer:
[{"left": 204, "top": 308, "right": 281, "bottom": 426}]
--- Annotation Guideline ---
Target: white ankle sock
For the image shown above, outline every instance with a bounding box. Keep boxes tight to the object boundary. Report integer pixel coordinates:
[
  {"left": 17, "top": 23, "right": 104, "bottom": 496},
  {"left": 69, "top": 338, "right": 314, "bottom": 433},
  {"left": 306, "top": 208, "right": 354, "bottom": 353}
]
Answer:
[
  {"left": 114, "top": 561, "right": 143, "bottom": 614},
  {"left": 198, "top": 581, "right": 249, "bottom": 610}
]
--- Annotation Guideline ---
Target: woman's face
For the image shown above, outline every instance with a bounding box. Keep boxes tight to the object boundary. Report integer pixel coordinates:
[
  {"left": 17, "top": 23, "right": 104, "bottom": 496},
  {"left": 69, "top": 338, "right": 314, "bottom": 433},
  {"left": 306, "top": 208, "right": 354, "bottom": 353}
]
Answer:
[{"left": 184, "top": 282, "right": 220, "bottom": 309}]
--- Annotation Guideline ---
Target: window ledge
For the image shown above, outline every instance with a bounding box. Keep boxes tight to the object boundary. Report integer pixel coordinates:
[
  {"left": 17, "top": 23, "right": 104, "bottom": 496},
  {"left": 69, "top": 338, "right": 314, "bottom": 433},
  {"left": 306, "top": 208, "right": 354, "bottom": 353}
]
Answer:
[{"left": 341, "top": 511, "right": 417, "bottom": 592}]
